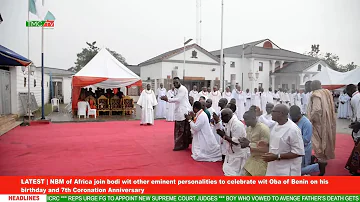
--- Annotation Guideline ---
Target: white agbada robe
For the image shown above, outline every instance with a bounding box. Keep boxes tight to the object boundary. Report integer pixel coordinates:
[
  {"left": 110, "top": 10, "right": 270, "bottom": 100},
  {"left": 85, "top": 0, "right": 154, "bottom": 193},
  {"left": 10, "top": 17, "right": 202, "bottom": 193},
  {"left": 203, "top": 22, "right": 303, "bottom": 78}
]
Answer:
[
  {"left": 156, "top": 88, "right": 167, "bottom": 118},
  {"left": 214, "top": 111, "right": 228, "bottom": 155},
  {"left": 189, "top": 90, "right": 199, "bottom": 101},
  {"left": 209, "top": 91, "right": 222, "bottom": 113},
  {"left": 137, "top": 89, "right": 158, "bottom": 125},
  {"left": 267, "top": 91, "right": 274, "bottom": 104},
  {"left": 207, "top": 107, "right": 215, "bottom": 120},
  {"left": 273, "top": 92, "right": 280, "bottom": 106},
  {"left": 166, "top": 90, "right": 176, "bottom": 121},
  {"left": 245, "top": 93, "right": 251, "bottom": 111},
  {"left": 302, "top": 92, "right": 310, "bottom": 114},
  {"left": 294, "top": 93, "right": 302, "bottom": 107},
  {"left": 222, "top": 115, "right": 249, "bottom": 176},
  {"left": 279, "top": 92, "right": 285, "bottom": 104},
  {"left": 198, "top": 91, "right": 209, "bottom": 100},
  {"left": 290, "top": 93, "right": 295, "bottom": 106},
  {"left": 189, "top": 110, "right": 222, "bottom": 162},
  {"left": 266, "top": 119, "right": 305, "bottom": 176},
  {"left": 338, "top": 93, "right": 350, "bottom": 119},
  {"left": 252, "top": 92, "right": 261, "bottom": 108},
  {"left": 222, "top": 91, "right": 232, "bottom": 102},
  {"left": 284, "top": 93, "right": 291, "bottom": 106},
  {"left": 260, "top": 92, "right": 267, "bottom": 114},
  {"left": 168, "top": 85, "right": 192, "bottom": 121},
  {"left": 232, "top": 90, "right": 246, "bottom": 120}
]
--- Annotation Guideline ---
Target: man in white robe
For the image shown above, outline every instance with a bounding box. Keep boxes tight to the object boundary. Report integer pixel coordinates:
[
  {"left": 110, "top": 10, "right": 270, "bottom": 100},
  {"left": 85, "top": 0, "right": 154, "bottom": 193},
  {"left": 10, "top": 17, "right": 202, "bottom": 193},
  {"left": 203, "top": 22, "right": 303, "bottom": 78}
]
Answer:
[
  {"left": 284, "top": 90, "right": 291, "bottom": 107},
  {"left": 232, "top": 85, "right": 246, "bottom": 121},
  {"left": 222, "top": 86, "right": 232, "bottom": 102},
  {"left": 206, "top": 99, "right": 215, "bottom": 120},
  {"left": 260, "top": 104, "right": 305, "bottom": 176},
  {"left": 209, "top": 86, "right": 222, "bottom": 113},
  {"left": 258, "top": 103, "right": 276, "bottom": 130},
  {"left": 338, "top": 90, "right": 350, "bottom": 119},
  {"left": 266, "top": 88, "right": 274, "bottom": 105},
  {"left": 346, "top": 84, "right": 360, "bottom": 141},
  {"left": 189, "top": 85, "right": 199, "bottom": 101},
  {"left": 185, "top": 101, "right": 222, "bottom": 162},
  {"left": 156, "top": 83, "right": 167, "bottom": 119},
  {"left": 273, "top": 90, "right": 280, "bottom": 106},
  {"left": 213, "top": 98, "right": 229, "bottom": 161},
  {"left": 252, "top": 88, "right": 261, "bottom": 108},
  {"left": 245, "top": 89, "right": 251, "bottom": 112},
  {"left": 198, "top": 87, "right": 209, "bottom": 100},
  {"left": 303, "top": 81, "right": 312, "bottom": 114},
  {"left": 137, "top": 84, "right": 158, "bottom": 125},
  {"left": 260, "top": 88, "right": 267, "bottom": 115},
  {"left": 216, "top": 108, "right": 249, "bottom": 176},
  {"left": 294, "top": 90, "right": 302, "bottom": 108},
  {"left": 290, "top": 89, "right": 296, "bottom": 106},
  {"left": 161, "top": 77, "right": 192, "bottom": 151},
  {"left": 166, "top": 85, "right": 176, "bottom": 121}
]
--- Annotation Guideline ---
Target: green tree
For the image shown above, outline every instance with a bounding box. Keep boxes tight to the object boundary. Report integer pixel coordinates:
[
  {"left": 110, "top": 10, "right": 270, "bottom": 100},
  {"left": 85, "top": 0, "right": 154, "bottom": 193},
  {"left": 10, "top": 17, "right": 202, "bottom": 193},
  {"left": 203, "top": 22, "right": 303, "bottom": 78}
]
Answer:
[
  {"left": 306, "top": 44, "right": 320, "bottom": 58},
  {"left": 68, "top": 41, "right": 127, "bottom": 73},
  {"left": 322, "top": 52, "right": 340, "bottom": 71}
]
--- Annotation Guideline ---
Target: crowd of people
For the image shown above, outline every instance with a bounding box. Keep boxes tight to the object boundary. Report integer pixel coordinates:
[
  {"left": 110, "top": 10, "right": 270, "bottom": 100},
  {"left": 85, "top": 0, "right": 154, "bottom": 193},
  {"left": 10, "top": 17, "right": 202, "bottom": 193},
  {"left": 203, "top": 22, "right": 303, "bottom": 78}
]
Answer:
[{"left": 136, "top": 77, "right": 360, "bottom": 176}]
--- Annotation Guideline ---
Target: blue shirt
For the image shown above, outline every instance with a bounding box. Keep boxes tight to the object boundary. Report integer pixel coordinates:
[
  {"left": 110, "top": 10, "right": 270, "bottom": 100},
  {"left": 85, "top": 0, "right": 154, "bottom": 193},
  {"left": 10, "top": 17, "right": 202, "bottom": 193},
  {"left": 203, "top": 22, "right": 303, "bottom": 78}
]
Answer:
[{"left": 296, "top": 116, "right": 312, "bottom": 146}]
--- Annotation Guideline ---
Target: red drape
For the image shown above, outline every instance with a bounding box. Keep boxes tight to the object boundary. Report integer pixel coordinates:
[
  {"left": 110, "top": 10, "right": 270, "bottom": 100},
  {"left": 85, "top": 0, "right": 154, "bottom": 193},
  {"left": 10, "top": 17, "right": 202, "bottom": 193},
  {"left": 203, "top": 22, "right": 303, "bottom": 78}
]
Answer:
[{"left": 322, "top": 85, "right": 345, "bottom": 90}]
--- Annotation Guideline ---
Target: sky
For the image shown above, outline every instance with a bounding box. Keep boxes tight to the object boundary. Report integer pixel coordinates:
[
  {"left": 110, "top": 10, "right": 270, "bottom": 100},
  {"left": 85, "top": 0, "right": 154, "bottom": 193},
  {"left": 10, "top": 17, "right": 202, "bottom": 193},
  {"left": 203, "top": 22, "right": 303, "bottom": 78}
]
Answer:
[{"left": 1, "top": 0, "right": 359, "bottom": 70}]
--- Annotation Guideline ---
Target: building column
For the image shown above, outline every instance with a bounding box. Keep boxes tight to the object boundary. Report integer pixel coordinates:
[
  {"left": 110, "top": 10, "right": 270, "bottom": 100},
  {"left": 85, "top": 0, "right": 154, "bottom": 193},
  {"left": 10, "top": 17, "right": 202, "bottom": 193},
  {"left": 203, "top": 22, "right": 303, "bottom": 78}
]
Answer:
[
  {"left": 271, "top": 60, "right": 276, "bottom": 72},
  {"left": 251, "top": 58, "right": 255, "bottom": 93},
  {"left": 280, "top": 61, "right": 284, "bottom": 69},
  {"left": 271, "top": 75, "right": 275, "bottom": 91}
]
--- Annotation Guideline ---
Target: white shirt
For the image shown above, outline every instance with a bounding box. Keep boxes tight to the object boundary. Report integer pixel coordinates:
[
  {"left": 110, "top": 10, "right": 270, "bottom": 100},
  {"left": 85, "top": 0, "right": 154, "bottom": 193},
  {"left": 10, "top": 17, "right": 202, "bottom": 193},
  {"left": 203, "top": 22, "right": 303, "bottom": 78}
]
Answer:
[
  {"left": 189, "top": 90, "right": 199, "bottom": 101},
  {"left": 258, "top": 114, "right": 276, "bottom": 130},
  {"left": 168, "top": 85, "right": 192, "bottom": 121},
  {"left": 266, "top": 119, "right": 305, "bottom": 176},
  {"left": 350, "top": 91, "right": 360, "bottom": 122}
]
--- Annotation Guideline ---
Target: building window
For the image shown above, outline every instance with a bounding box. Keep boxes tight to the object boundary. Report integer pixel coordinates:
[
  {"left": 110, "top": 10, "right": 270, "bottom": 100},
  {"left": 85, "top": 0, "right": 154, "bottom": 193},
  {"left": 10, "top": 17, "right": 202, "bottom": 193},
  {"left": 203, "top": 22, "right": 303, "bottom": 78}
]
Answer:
[
  {"left": 230, "top": 61, "right": 235, "bottom": 68},
  {"left": 259, "top": 62, "right": 263, "bottom": 71},
  {"left": 24, "top": 77, "right": 26, "bottom": 87},
  {"left": 317, "top": 64, "right": 322, "bottom": 71},
  {"left": 47, "top": 82, "right": 48, "bottom": 87},
  {"left": 282, "top": 84, "right": 288, "bottom": 90},
  {"left": 258, "top": 83, "right": 263, "bottom": 88},
  {"left": 34, "top": 79, "right": 36, "bottom": 87},
  {"left": 292, "top": 84, "right": 295, "bottom": 90}
]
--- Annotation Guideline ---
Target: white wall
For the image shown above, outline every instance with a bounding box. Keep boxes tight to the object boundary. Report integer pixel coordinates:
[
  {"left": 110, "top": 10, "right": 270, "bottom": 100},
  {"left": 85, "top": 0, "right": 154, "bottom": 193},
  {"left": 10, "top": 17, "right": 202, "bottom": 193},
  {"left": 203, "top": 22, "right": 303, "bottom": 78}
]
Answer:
[
  {"left": 162, "top": 61, "right": 220, "bottom": 80},
  {"left": 140, "top": 63, "right": 162, "bottom": 80},
  {"left": 223, "top": 57, "right": 241, "bottom": 82},
  {"left": 275, "top": 74, "right": 300, "bottom": 90},
  {"left": 15, "top": 67, "right": 50, "bottom": 115},
  {"left": 62, "top": 77, "right": 72, "bottom": 104},
  {"left": 170, "top": 47, "right": 219, "bottom": 63}
]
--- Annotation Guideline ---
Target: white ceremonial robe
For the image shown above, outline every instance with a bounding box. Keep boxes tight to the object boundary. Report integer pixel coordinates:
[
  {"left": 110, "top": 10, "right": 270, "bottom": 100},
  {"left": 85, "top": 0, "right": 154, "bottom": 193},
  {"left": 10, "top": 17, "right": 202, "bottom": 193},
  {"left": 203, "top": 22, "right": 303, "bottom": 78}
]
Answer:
[
  {"left": 350, "top": 92, "right": 360, "bottom": 140},
  {"left": 245, "top": 93, "right": 251, "bottom": 111},
  {"left": 267, "top": 91, "right": 274, "bottom": 104},
  {"left": 290, "top": 93, "right": 295, "bottom": 106},
  {"left": 166, "top": 90, "right": 176, "bottom": 121},
  {"left": 260, "top": 93, "right": 267, "bottom": 115},
  {"left": 207, "top": 107, "right": 215, "bottom": 120},
  {"left": 222, "top": 91, "right": 232, "bottom": 103},
  {"left": 222, "top": 115, "right": 249, "bottom": 176},
  {"left": 156, "top": 88, "right": 167, "bottom": 118},
  {"left": 284, "top": 93, "right": 291, "bottom": 106},
  {"left": 279, "top": 92, "right": 285, "bottom": 104},
  {"left": 209, "top": 91, "right": 222, "bottom": 113},
  {"left": 252, "top": 92, "right": 261, "bottom": 108},
  {"left": 258, "top": 114, "right": 276, "bottom": 130},
  {"left": 214, "top": 112, "right": 227, "bottom": 155},
  {"left": 232, "top": 90, "right": 246, "bottom": 120},
  {"left": 302, "top": 92, "right": 310, "bottom": 114},
  {"left": 189, "top": 110, "right": 222, "bottom": 162},
  {"left": 168, "top": 85, "right": 192, "bottom": 121},
  {"left": 198, "top": 91, "right": 209, "bottom": 100},
  {"left": 294, "top": 93, "right": 302, "bottom": 107},
  {"left": 137, "top": 90, "right": 158, "bottom": 125},
  {"left": 338, "top": 94, "right": 349, "bottom": 119},
  {"left": 189, "top": 90, "right": 199, "bottom": 101},
  {"left": 266, "top": 120, "right": 305, "bottom": 176},
  {"left": 273, "top": 92, "right": 280, "bottom": 106}
]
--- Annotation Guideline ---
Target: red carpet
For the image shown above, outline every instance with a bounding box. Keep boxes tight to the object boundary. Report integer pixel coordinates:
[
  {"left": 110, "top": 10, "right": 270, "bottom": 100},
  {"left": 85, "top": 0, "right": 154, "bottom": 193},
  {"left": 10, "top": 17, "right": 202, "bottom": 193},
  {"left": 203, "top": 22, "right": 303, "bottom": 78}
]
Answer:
[{"left": 0, "top": 120, "right": 353, "bottom": 176}]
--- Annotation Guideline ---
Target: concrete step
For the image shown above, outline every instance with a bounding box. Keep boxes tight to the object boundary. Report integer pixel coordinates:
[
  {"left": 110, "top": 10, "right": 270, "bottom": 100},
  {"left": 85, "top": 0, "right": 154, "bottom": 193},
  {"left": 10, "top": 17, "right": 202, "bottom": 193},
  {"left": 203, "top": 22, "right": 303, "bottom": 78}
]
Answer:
[
  {"left": 0, "top": 121, "right": 22, "bottom": 136},
  {"left": 0, "top": 114, "right": 18, "bottom": 130}
]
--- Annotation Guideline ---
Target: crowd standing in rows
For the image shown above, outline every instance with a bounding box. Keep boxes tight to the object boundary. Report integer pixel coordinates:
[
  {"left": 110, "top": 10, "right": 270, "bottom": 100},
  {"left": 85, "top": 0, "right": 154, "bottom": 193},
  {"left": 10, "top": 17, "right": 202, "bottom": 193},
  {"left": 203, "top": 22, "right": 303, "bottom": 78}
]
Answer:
[{"left": 136, "top": 77, "right": 360, "bottom": 176}]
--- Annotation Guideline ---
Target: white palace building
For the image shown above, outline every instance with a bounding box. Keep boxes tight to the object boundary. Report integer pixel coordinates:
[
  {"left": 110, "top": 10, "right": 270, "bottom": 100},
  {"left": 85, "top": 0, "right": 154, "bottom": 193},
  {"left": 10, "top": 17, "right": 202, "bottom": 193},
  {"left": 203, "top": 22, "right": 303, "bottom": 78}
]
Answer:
[{"left": 137, "top": 39, "right": 330, "bottom": 92}]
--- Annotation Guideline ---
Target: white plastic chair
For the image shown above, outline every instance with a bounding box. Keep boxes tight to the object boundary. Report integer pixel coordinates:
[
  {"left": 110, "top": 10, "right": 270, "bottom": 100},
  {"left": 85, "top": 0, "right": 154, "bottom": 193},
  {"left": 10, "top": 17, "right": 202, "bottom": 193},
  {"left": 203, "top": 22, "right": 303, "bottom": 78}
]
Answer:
[
  {"left": 51, "top": 98, "right": 60, "bottom": 112},
  {"left": 77, "top": 101, "right": 87, "bottom": 119},
  {"left": 86, "top": 102, "right": 97, "bottom": 119}
]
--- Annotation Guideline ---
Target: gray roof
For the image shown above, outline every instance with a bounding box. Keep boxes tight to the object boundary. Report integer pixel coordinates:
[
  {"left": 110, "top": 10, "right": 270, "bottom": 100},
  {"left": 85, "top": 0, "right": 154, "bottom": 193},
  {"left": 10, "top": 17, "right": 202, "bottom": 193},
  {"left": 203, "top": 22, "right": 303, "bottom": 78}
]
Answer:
[
  {"left": 36, "top": 66, "right": 75, "bottom": 76},
  {"left": 274, "top": 59, "right": 320, "bottom": 73},
  {"left": 211, "top": 39, "right": 314, "bottom": 61},
  {"left": 138, "top": 43, "right": 220, "bottom": 67},
  {"left": 126, "top": 65, "right": 140, "bottom": 76}
]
